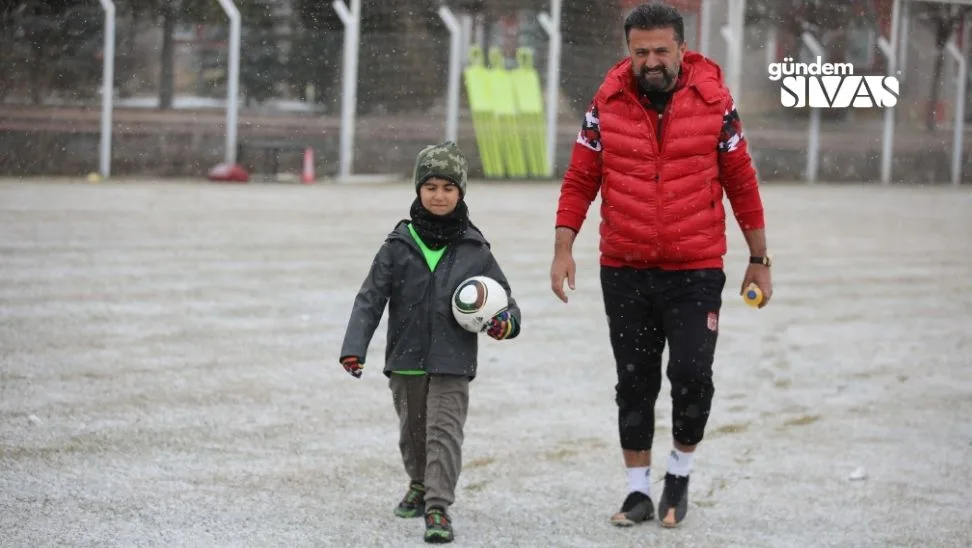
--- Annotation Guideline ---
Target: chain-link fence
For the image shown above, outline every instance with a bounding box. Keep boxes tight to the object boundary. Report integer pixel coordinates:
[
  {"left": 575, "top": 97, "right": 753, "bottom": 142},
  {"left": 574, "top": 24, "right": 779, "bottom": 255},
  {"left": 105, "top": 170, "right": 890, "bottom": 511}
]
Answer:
[{"left": 0, "top": 0, "right": 969, "bottom": 182}]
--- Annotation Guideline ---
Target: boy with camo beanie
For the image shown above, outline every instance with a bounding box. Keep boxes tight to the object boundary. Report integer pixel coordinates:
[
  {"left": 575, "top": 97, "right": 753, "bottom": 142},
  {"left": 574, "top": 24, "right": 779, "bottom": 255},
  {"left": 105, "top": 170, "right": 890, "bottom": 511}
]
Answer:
[{"left": 339, "top": 141, "right": 522, "bottom": 543}]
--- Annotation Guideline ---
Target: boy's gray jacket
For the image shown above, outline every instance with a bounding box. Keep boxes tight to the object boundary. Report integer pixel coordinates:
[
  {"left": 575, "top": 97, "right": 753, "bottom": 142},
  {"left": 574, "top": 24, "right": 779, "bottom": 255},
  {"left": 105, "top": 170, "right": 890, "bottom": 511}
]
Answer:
[{"left": 340, "top": 220, "right": 520, "bottom": 379}]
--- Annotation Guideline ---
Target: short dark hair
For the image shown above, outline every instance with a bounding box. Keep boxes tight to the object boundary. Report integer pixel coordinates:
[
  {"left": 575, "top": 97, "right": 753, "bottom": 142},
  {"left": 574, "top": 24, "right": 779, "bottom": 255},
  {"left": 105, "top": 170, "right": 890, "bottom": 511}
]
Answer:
[{"left": 624, "top": 2, "right": 685, "bottom": 44}]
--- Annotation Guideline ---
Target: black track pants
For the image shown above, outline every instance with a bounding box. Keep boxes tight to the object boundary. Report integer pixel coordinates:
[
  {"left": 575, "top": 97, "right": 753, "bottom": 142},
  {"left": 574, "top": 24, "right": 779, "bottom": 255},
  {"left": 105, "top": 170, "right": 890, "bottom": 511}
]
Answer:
[{"left": 600, "top": 266, "right": 726, "bottom": 450}]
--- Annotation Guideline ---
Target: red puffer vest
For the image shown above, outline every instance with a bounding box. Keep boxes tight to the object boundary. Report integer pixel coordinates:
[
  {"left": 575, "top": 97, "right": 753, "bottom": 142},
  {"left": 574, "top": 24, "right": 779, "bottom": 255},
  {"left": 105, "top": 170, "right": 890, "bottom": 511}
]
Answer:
[{"left": 595, "top": 52, "right": 729, "bottom": 269}]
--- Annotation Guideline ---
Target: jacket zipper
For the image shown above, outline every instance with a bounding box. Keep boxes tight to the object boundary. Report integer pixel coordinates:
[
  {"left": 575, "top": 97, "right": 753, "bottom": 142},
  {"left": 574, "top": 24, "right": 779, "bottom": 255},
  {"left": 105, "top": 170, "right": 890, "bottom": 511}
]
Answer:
[
  {"left": 398, "top": 236, "right": 436, "bottom": 371},
  {"left": 658, "top": 96, "right": 675, "bottom": 157},
  {"left": 623, "top": 87, "right": 676, "bottom": 255},
  {"left": 656, "top": 96, "right": 675, "bottom": 258},
  {"left": 620, "top": 88, "right": 660, "bottom": 157},
  {"left": 422, "top": 244, "right": 458, "bottom": 371}
]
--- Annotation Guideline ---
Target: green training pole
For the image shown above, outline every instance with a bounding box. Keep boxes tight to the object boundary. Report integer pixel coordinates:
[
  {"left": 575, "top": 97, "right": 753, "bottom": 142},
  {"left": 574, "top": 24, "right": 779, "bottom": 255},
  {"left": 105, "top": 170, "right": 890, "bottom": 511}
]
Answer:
[
  {"left": 463, "top": 46, "right": 503, "bottom": 177},
  {"left": 487, "top": 47, "right": 527, "bottom": 179},
  {"left": 509, "top": 47, "right": 548, "bottom": 178}
]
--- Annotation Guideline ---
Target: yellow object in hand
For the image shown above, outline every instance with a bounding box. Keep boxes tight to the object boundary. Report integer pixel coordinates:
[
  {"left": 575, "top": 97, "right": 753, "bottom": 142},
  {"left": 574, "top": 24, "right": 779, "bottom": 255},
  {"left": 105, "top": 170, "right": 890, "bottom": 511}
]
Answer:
[{"left": 743, "top": 283, "right": 763, "bottom": 308}]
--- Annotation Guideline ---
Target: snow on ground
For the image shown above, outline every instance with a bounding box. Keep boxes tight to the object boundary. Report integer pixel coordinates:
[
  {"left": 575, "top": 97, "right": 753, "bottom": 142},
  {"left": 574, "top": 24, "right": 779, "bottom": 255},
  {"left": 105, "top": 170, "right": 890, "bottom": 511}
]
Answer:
[{"left": 1, "top": 179, "right": 971, "bottom": 547}]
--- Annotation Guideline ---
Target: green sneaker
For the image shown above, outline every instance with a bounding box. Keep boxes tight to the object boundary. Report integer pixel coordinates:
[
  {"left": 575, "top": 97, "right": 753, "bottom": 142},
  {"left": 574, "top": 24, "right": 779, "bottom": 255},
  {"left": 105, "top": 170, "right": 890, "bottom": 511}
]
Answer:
[
  {"left": 394, "top": 481, "right": 426, "bottom": 518},
  {"left": 423, "top": 506, "right": 454, "bottom": 544}
]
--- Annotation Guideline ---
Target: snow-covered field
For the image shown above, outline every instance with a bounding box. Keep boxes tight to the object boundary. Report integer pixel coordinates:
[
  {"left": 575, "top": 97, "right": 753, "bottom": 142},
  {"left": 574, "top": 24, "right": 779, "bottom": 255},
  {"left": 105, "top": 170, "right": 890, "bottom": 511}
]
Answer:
[{"left": 1, "top": 179, "right": 971, "bottom": 547}]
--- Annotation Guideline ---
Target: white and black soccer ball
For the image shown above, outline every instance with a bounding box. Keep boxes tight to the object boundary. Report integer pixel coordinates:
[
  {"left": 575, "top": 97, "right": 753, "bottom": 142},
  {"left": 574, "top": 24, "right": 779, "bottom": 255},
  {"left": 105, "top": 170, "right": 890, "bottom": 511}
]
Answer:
[{"left": 451, "top": 275, "right": 509, "bottom": 333}]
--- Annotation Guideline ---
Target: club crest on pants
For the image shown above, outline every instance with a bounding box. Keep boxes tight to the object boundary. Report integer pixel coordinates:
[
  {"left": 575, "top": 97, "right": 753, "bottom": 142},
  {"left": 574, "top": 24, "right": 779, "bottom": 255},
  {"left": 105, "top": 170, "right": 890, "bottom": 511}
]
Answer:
[{"left": 707, "top": 312, "right": 718, "bottom": 332}]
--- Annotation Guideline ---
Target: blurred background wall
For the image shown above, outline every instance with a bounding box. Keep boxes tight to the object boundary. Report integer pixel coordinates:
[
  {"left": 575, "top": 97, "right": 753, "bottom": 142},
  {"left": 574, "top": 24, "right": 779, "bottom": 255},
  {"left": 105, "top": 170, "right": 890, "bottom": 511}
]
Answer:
[{"left": 1, "top": 0, "right": 969, "bottom": 182}]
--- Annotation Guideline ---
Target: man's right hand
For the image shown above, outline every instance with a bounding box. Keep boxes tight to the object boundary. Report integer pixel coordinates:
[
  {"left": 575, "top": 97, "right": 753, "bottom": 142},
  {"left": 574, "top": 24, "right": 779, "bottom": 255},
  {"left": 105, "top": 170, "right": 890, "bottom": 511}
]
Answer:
[{"left": 550, "top": 250, "right": 576, "bottom": 303}]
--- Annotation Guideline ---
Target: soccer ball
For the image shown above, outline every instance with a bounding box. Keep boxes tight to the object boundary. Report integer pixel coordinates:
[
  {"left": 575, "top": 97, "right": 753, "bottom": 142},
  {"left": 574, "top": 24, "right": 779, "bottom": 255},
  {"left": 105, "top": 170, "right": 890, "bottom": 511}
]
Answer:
[{"left": 451, "top": 276, "right": 509, "bottom": 333}]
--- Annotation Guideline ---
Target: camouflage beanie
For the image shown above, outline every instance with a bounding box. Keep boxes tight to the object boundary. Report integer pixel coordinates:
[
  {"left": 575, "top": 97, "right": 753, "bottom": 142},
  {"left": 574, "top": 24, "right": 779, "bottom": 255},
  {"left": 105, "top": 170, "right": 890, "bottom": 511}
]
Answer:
[{"left": 413, "top": 141, "right": 468, "bottom": 196}]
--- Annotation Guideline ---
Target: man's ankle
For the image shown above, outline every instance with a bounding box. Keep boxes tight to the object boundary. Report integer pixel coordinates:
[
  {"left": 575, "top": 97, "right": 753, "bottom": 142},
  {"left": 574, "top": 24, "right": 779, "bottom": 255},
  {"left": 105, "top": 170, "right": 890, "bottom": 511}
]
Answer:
[{"left": 666, "top": 447, "right": 694, "bottom": 477}]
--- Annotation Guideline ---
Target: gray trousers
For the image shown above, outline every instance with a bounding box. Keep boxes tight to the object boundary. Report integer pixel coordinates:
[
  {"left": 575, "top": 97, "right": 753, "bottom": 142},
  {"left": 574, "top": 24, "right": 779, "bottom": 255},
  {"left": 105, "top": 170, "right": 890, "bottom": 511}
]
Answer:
[{"left": 389, "top": 373, "right": 470, "bottom": 510}]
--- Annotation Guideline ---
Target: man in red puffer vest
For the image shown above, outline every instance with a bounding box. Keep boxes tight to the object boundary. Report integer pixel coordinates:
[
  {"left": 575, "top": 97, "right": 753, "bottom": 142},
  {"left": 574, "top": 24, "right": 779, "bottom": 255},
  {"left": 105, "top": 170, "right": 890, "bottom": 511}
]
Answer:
[{"left": 550, "top": 2, "right": 773, "bottom": 530}]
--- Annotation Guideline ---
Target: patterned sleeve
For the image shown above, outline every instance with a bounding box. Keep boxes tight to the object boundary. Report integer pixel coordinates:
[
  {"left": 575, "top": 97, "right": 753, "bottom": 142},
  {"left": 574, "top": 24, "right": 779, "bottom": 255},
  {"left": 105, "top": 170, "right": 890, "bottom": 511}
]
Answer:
[
  {"left": 557, "top": 99, "right": 604, "bottom": 232},
  {"left": 576, "top": 102, "right": 602, "bottom": 153},
  {"left": 718, "top": 98, "right": 744, "bottom": 154},
  {"left": 716, "top": 95, "right": 764, "bottom": 231}
]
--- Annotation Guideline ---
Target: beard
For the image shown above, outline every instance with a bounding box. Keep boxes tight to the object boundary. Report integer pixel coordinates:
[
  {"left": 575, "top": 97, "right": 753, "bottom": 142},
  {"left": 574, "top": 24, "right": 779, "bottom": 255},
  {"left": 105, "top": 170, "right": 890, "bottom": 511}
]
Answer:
[{"left": 637, "top": 62, "right": 679, "bottom": 93}]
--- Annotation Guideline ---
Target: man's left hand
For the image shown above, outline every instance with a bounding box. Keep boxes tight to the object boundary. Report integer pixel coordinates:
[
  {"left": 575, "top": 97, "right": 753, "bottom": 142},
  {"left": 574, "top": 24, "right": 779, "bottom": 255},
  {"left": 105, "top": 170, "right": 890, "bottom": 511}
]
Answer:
[{"left": 740, "top": 264, "right": 772, "bottom": 308}]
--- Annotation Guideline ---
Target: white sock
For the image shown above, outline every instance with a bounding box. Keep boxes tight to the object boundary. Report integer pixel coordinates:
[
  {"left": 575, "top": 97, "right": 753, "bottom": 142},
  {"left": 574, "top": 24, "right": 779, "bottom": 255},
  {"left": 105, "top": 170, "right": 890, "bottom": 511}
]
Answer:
[
  {"left": 626, "top": 466, "right": 651, "bottom": 497},
  {"left": 667, "top": 448, "right": 693, "bottom": 477}
]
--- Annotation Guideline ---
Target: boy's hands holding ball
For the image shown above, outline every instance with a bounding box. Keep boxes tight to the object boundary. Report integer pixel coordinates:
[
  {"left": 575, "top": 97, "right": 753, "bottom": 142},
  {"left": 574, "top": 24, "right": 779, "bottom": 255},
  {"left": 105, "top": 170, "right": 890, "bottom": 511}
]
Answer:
[{"left": 485, "top": 310, "right": 515, "bottom": 340}]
